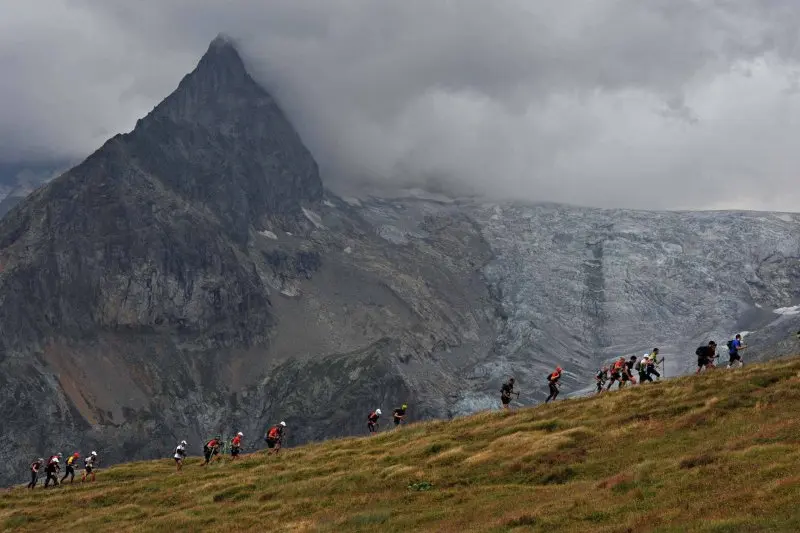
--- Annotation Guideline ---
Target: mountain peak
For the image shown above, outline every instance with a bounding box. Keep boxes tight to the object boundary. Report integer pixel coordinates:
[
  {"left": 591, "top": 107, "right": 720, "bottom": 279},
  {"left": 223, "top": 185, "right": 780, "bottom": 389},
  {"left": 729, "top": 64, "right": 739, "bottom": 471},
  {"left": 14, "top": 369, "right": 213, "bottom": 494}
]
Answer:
[
  {"left": 209, "top": 32, "right": 236, "bottom": 49},
  {"left": 194, "top": 33, "right": 247, "bottom": 82},
  {"left": 121, "top": 33, "right": 323, "bottom": 238}
]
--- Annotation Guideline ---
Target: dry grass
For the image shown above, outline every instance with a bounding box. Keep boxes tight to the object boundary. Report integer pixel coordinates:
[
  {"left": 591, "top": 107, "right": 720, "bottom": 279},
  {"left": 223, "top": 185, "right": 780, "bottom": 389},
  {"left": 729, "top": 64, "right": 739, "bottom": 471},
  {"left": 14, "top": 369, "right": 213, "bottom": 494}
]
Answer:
[{"left": 4, "top": 357, "right": 800, "bottom": 532}]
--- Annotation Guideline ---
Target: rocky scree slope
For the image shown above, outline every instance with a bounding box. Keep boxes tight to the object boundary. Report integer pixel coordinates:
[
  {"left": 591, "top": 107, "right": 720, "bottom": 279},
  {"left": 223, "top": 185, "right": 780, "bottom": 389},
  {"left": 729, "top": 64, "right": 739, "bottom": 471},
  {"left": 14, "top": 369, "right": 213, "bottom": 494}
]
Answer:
[{"left": 0, "top": 36, "right": 798, "bottom": 486}]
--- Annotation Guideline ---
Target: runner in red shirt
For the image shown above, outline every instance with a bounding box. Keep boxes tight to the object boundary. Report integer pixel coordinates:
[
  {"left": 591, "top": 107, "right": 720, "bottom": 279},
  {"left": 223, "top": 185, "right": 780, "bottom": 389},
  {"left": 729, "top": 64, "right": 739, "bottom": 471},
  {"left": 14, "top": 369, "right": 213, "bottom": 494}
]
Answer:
[
  {"left": 202, "top": 436, "right": 222, "bottom": 466},
  {"left": 231, "top": 432, "right": 243, "bottom": 460}
]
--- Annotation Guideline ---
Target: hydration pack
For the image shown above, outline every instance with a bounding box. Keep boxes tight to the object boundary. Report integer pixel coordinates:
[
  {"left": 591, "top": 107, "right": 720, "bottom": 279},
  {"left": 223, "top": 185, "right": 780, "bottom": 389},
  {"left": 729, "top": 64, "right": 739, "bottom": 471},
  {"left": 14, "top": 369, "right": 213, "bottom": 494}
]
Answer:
[{"left": 695, "top": 346, "right": 705, "bottom": 357}]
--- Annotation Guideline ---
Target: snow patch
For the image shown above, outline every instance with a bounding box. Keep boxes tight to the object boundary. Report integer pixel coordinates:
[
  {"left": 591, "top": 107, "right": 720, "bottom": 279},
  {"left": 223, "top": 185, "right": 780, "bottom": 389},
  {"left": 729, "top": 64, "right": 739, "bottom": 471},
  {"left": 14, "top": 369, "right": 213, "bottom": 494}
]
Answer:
[
  {"left": 258, "top": 230, "right": 277, "bottom": 240},
  {"left": 377, "top": 225, "right": 409, "bottom": 245},
  {"left": 402, "top": 188, "right": 455, "bottom": 204},
  {"left": 323, "top": 200, "right": 336, "bottom": 208},
  {"left": 342, "top": 197, "right": 362, "bottom": 207},
  {"left": 280, "top": 286, "right": 300, "bottom": 297},
  {"left": 343, "top": 246, "right": 352, "bottom": 254},
  {"left": 302, "top": 207, "right": 325, "bottom": 229},
  {"left": 774, "top": 213, "right": 795, "bottom": 223},
  {"left": 774, "top": 305, "right": 800, "bottom": 316}
]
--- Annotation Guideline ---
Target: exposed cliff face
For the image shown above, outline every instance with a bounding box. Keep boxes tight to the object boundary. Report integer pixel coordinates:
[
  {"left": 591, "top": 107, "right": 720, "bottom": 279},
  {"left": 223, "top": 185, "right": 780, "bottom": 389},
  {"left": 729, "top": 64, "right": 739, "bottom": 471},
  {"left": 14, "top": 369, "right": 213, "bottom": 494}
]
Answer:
[
  {"left": 0, "top": 37, "right": 495, "bottom": 484},
  {"left": 1, "top": 36, "right": 799, "bottom": 487}
]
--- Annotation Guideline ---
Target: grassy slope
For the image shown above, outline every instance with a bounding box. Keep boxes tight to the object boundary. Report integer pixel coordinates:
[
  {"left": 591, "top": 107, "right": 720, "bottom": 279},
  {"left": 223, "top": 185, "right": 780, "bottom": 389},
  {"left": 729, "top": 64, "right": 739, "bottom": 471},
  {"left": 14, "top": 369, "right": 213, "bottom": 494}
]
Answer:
[{"left": 4, "top": 358, "right": 800, "bottom": 533}]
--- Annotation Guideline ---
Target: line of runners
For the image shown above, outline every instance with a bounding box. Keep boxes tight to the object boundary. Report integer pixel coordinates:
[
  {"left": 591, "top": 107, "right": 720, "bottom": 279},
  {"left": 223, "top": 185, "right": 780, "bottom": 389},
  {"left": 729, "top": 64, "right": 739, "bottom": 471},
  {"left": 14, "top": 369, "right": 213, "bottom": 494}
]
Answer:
[
  {"left": 173, "top": 406, "right": 411, "bottom": 472},
  {"left": 500, "top": 334, "right": 749, "bottom": 406},
  {"left": 27, "top": 451, "right": 98, "bottom": 489},
  {"left": 24, "top": 336, "right": 751, "bottom": 486}
]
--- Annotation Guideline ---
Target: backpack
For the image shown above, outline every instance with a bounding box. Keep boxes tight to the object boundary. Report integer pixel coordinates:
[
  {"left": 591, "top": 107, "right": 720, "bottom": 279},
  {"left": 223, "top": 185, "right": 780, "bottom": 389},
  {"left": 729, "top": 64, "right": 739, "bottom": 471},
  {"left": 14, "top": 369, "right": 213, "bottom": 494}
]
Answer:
[
  {"left": 634, "top": 361, "right": 642, "bottom": 372},
  {"left": 267, "top": 426, "right": 280, "bottom": 440},
  {"left": 726, "top": 340, "right": 735, "bottom": 352},
  {"left": 695, "top": 346, "right": 705, "bottom": 357}
]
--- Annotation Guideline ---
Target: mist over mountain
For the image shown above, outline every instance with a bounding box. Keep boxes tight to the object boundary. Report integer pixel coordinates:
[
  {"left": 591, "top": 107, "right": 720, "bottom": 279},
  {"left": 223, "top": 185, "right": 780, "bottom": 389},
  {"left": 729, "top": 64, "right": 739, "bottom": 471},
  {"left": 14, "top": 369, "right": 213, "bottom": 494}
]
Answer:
[
  {"left": 5, "top": 2, "right": 800, "bottom": 212},
  {"left": 0, "top": 36, "right": 797, "bottom": 487}
]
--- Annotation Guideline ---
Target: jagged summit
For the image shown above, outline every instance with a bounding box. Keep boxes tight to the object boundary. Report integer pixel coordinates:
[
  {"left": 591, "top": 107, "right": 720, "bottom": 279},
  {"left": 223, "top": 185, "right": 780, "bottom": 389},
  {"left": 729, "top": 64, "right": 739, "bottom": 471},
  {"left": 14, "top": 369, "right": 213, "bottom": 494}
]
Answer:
[
  {"left": 142, "top": 34, "right": 257, "bottom": 126},
  {"left": 122, "top": 34, "right": 323, "bottom": 237},
  {"left": 209, "top": 32, "right": 236, "bottom": 48}
]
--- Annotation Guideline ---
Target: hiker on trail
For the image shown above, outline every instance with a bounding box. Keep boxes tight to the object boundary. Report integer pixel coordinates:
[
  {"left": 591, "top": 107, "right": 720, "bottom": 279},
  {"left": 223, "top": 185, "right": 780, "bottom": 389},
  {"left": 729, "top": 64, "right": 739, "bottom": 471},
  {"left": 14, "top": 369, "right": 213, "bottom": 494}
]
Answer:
[
  {"left": 622, "top": 356, "right": 638, "bottom": 386},
  {"left": 607, "top": 357, "right": 626, "bottom": 390},
  {"left": 727, "top": 334, "right": 747, "bottom": 369},
  {"left": 81, "top": 451, "right": 98, "bottom": 482},
  {"left": 174, "top": 440, "right": 187, "bottom": 471},
  {"left": 595, "top": 366, "right": 608, "bottom": 393},
  {"left": 501, "top": 377, "right": 518, "bottom": 409},
  {"left": 231, "top": 432, "right": 243, "bottom": 460},
  {"left": 545, "top": 367, "right": 562, "bottom": 403},
  {"left": 265, "top": 422, "right": 286, "bottom": 455},
  {"left": 28, "top": 458, "right": 43, "bottom": 489},
  {"left": 44, "top": 454, "right": 61, "bottom": 488},
  {"left": 696, "top": 341, "right": 717, "bottom": 374},
  {"left": 367, "top": 409, "right": 382, "bottom": 433},
  {"left": 61, "top": 452, "right": 79, "bottom": 484},
  {"left": 637, "top": 354, "right": 653, "bottom": 383},
  {"left": 647, "top": 348, "right": 661, "bottom": 380},
  {"left": 202, "top": 436, "right": 222, "bottom": 466},
  {"left": 393, "top": 405, "right": 408, "bottom": 427}
]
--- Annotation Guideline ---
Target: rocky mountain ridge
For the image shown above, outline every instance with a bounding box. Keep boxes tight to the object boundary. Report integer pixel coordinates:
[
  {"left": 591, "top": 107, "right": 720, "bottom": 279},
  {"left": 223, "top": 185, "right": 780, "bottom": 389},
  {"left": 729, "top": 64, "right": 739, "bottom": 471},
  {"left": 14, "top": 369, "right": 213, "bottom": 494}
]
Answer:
[{"left": 0, "top": 36, "right": 797, "bottom": 486}]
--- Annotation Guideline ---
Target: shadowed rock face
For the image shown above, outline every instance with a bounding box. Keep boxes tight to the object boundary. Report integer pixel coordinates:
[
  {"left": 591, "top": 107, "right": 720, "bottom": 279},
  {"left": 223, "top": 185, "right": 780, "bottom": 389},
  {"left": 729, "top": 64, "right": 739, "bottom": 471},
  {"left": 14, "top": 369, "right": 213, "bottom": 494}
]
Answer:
[{"left": 1, "top": 36, "right": 799, "bottom": 486}]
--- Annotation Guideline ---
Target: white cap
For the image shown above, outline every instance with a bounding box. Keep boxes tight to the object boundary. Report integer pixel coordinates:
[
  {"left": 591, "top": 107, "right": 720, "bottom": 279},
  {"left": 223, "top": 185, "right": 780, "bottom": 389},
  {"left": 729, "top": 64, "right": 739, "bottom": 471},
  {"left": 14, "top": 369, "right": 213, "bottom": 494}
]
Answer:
[
  {"left": 643, "top": 353, "right": 649, "bottom": 357},
  {"left": 237, "top": 432, "right": 243, "bottom": 437},
  {"left": 91, "top": 451, "right": 97, "bottom": 456},
  {"left": 180, "top": 440, "right": 187, "bottom": 446},
  {"left": 53, "top": 457, "right": 59, "bottom": 463},
  {"left": 280, "top": 421, "right": 286, "bottom": 427},
  {"left": 375, "top": 409, "right": 382, "bottom": 415}
]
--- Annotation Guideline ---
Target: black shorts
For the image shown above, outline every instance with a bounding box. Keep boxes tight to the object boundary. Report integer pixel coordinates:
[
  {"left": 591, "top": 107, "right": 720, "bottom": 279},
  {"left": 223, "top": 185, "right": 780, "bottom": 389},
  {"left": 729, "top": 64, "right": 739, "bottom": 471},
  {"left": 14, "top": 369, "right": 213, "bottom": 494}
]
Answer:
[
  {"left": 231, "top": 447, "right": 240, "bottom": 457},
  {"left": 501, "top": 395, "right": 511, "bottom": 405},
  {"left": 174, "top": 457, "right": 183, "bottom": 463},
  {"left": 266, "top": 439, "right": 278, "bottom": 449},
  {"left": 84, "top": 466, "right": 93, "bottom": 474},
  {"left": 729, "top": 353, "right": 741, "bottom": 363},
  {"left": 697, "top": 357, "right": 708, "bottom": 367},
  {"left": 368, "top": 422, "right": 377, "bottom": 432}
]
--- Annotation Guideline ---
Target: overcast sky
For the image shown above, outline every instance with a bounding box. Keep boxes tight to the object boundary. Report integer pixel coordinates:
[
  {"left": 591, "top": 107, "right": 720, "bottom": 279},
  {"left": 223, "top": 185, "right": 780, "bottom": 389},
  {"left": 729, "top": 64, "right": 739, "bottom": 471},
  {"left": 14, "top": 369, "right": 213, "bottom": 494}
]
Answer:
[{"left": 2, "top": 1, "right": 800, "bottom": 211}]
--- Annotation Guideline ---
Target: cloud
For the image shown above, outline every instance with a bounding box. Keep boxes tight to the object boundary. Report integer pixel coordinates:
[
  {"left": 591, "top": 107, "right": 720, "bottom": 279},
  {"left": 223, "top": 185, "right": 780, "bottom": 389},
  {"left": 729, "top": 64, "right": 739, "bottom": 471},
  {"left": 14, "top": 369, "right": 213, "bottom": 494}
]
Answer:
[{"left": 2, "top": 0, "right": 800, "bottom": 211}]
